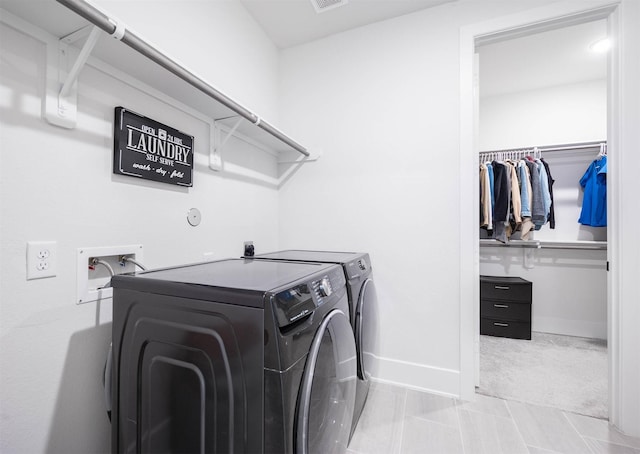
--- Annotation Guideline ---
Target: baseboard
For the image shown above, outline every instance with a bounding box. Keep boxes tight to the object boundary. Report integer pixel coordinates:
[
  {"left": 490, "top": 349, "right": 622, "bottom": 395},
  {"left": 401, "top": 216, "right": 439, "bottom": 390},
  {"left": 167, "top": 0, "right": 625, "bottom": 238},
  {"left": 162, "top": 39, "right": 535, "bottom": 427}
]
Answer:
[
  {"left": 533, "top": 316, "right": 606, "bottom": 339},
  {"left": 369, "top": 355, "right": 460, "bottom": 398}
]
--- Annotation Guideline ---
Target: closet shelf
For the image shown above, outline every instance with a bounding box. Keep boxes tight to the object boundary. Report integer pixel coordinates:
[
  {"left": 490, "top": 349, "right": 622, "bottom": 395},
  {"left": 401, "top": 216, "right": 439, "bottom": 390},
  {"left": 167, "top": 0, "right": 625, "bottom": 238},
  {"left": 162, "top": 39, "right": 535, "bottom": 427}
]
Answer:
[
  {"left": 479, "top": 140, "right": 607, "bottom": 157},
  {"left": 1, "top": 0, "right": 309, "bottom": 157},
  {"left": 480, "top": 239, "right": 607, "bottom": 250}
]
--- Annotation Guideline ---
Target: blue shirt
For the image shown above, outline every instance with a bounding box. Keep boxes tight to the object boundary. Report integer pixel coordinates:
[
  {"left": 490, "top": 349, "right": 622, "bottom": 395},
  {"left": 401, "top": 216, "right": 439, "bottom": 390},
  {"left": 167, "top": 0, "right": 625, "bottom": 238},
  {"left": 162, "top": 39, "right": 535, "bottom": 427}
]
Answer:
[{"left": 578, "top": 156, "right": 607, "bottom": 227}]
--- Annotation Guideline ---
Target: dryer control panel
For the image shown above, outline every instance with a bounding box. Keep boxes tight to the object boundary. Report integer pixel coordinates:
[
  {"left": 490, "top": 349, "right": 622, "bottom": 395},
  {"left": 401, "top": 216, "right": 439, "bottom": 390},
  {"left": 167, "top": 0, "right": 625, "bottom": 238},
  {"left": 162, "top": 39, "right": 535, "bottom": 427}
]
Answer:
[
  {"left": 272, "top": 267, "right": 346, "bottom": 328},
  {"left": 345, "top": 254, "right": 371, "bottom": 279}
]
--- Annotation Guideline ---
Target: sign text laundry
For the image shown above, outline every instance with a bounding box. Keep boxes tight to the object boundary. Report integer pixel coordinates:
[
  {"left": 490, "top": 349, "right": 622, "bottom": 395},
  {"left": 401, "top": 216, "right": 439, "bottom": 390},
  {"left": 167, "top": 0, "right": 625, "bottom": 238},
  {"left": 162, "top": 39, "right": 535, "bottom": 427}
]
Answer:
[{"left": 113, "top": 107, "right": 194, "bottom": 187}]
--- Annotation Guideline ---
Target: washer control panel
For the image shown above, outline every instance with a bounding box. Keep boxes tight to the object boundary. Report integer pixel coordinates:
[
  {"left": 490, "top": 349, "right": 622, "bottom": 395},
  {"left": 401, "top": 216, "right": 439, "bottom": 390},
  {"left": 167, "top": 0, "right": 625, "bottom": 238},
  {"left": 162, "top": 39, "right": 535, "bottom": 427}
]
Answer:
[
  {"left": 274, "top": 283, "right": 314, "bottom": 327},
  {"left": 311, "top": 268, "right": 345, "bottom": 307},
  {"left": 272, "top": 265, "right": 346, "bottom": 328},
  {"left": 317, "top": 277, "right": 333, "bottom": 297}
]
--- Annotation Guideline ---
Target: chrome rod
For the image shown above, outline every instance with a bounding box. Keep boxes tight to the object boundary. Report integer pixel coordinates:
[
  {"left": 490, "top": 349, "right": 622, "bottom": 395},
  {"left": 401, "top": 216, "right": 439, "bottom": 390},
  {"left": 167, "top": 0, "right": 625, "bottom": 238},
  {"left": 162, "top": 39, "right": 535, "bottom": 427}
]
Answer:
[
  {"left": 480, "top": 140, "right": 606, "bottom": 155},
  {"left": 480, "top": 240, "right": 540, "bottom": 249},
  {"left": 56, "top": 0, "right": 310, "bottom": 156},
  {"left": 480, "top": 239, "right": 607, "bottom": 250},
  {"left": 539, "top": 244, "right": 608, "bottom": 250},
  {"left": 258, "top": 121, "right": 309, "bottom": 156}
]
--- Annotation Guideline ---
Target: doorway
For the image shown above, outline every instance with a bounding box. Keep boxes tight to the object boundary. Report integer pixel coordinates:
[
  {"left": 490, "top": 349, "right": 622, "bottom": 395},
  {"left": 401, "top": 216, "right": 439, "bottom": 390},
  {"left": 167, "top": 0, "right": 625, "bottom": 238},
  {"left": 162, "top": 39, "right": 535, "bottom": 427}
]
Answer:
[
  {"left": 475, "top": 20, "right": 609, "bottom": 419},
  {"left": 458, "top": 0, "right": 625, "bottom": 431}
]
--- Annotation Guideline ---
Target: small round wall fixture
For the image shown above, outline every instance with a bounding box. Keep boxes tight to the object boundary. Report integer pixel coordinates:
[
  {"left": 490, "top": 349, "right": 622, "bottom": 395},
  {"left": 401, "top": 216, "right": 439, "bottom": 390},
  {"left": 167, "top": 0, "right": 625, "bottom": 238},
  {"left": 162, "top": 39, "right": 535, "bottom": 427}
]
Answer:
[{"left": 187, "top": 208, "right": 202, "bottom": 226}]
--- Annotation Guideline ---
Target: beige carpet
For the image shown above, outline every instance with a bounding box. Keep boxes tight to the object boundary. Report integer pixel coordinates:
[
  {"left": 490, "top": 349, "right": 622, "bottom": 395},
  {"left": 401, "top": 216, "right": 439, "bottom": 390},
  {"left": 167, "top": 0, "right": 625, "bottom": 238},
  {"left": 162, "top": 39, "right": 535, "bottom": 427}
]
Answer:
[{"left": 478, "top": 332, "right": 608, "bottom": 420}]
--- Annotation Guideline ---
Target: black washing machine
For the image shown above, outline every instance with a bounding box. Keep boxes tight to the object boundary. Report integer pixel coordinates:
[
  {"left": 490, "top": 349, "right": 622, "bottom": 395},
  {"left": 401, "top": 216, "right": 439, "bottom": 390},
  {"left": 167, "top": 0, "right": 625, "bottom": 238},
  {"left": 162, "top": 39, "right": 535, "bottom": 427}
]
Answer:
[
  {"left": 248, "top": 250, "right": 379, "bottom": 438},
  {"left": 110, "top": 258, "right": 357, "bottom": 454}
]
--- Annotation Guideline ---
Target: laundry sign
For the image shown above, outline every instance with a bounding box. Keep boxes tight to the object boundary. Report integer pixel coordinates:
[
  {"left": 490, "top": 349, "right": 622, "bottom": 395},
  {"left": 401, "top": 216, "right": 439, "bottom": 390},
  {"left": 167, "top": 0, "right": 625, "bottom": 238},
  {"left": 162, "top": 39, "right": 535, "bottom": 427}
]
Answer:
[{"left": 113, "top": 107, "right": 194, "bottom": 187}]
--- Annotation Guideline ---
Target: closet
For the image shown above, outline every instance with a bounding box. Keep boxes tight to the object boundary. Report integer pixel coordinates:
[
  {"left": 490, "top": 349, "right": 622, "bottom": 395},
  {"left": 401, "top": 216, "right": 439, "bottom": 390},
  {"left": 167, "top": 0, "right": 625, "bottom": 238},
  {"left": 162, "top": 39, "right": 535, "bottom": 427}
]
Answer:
[
  {"left": 475, "top": 19, "right": 609, "bottom": 419},
  {"left": 479, "top": 141, "right": 608, "bottom": 338}
]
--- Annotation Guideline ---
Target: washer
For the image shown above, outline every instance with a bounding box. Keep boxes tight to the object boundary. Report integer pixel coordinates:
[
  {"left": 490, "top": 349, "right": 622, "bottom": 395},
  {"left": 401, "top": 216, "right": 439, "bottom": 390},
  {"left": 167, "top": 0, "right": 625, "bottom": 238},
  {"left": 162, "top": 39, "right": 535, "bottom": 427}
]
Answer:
[
  {"left": 248, "top": 250, "right": 379, "bottom": 438},
  {"left": 110, "top": 258, "right": 357, "bottom": 454}
]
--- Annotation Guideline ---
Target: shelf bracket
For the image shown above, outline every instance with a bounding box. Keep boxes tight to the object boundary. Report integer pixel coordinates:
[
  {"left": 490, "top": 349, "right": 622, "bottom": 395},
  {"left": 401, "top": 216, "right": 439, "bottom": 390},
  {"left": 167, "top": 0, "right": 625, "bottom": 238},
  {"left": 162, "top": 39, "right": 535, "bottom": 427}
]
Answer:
[
  {"left": 44, "top": 25, "right": 102, "bottom": 128},
  {"left": 59, "top": 25, "right": 101, "bottom": 98},
  {"left": 210, "top": 117, "right": 243, "bottom": 171}
]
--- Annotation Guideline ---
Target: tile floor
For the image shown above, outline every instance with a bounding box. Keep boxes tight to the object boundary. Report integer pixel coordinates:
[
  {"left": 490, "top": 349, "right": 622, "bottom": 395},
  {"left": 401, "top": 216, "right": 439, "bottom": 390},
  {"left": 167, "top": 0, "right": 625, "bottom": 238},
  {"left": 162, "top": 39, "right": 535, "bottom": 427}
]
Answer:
[{"left": 348, "top": 382, "right": 640, "bottom": 454}]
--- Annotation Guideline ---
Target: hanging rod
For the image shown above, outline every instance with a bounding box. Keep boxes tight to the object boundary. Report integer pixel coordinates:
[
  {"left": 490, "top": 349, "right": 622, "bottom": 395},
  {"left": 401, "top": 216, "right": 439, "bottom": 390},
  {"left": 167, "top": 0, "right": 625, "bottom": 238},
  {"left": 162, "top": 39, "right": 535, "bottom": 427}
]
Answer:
[
  {"left": 480, "top": 239, "right": 607, "bottom": 250},
  {"left": 55, "top": 0, "right": 310, "bottom": 157},
  {"left": 480, "top": 140, "right": 606, "bottom": 155}
]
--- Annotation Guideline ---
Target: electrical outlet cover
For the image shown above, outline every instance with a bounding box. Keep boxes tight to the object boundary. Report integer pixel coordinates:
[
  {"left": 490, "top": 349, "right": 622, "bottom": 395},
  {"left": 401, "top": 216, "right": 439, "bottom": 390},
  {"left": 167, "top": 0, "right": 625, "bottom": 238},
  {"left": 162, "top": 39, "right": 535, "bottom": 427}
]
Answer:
[{"left": 27, "top": 241, "right": 57, "bottom": 280}]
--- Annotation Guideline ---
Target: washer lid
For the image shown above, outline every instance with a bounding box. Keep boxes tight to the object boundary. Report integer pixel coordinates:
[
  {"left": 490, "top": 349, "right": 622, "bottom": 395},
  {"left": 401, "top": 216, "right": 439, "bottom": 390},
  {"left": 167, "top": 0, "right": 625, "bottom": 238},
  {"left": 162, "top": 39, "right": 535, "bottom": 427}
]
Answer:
[{"left": 111, "top": 259, "right": 336, "bottom": 307}]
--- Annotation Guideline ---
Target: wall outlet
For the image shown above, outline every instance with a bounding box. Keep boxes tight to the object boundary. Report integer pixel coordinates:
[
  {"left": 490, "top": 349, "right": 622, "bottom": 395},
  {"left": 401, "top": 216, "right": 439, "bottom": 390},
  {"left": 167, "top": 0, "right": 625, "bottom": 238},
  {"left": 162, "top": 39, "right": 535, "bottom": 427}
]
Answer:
[{"left": 27, "top": 241, "right": 57, "bottom": 280}]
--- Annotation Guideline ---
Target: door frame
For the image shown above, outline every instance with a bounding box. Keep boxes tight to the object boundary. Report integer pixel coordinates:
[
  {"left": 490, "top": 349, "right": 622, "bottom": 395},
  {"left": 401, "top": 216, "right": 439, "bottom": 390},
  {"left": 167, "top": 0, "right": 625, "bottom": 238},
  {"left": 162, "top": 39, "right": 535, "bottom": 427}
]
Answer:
[{"left": 459, "top": 0, "right": 624, "bottom": 428}]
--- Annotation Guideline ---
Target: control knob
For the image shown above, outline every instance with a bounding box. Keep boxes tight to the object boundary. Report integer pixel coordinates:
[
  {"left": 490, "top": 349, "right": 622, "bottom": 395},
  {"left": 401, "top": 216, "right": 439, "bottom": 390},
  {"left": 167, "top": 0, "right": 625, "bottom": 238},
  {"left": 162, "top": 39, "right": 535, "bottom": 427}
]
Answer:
[{"left": 318, "top": 277, "right": 332, "bottom": 297}]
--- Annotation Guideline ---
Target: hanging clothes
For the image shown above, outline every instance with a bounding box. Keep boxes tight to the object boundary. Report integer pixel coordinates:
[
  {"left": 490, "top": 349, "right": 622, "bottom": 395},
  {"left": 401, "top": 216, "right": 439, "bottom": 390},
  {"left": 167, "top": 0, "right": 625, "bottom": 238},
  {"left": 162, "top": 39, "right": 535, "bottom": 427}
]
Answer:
[
  {"left": 479, "top": 164, "right": 492, "bottom": 229},
  {"left": 579, "top": 155, "right": 607, "bottom": 227},
  {"left": 525, "top": 159, "right": 546, "bottom": 228},
  {"left": 540, "top": 158, "right": 556, "bottom": 229},
  {"left": 518, "top": 161, "right": 535, "bottom": 240},
  {"left": 518, "top": 161, "right": 532, "bottom": 218},
  {"left": 533, "top": 158, "right": 552, "bottom": 231},
  {"left": 492, "top": 161, "right": 510, "bottom": 243},
  {"left": 487, "top": 162, "right": 495, "bottom": 214},
  {"left": 479, "top": 149, "right": 557, "bottom": 241},
  {"left": 506, "top": 161, "right": 522, "bottom": 237}
]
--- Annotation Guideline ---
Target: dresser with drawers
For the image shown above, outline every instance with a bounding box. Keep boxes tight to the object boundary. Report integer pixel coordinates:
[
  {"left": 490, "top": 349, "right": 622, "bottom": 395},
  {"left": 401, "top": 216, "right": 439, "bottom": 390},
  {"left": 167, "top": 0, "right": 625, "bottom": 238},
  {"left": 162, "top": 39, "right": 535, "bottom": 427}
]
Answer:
[{"left": 480, "top": 275, "right": 532, "bottom": 340}]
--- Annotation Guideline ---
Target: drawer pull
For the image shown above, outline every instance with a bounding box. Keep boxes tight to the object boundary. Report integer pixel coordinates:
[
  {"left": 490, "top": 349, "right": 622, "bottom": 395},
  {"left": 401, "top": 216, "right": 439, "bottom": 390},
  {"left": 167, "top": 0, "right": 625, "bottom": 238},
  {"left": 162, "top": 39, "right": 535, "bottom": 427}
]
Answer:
[
  {"left": 493, "top": 304, "right": 509, "bottom": 308},
  {"left": 493, "top": 322, "right": 509, "bottom": 327},
  {"left": 494, "top": 285, "right": 510, "bottom": 290}
]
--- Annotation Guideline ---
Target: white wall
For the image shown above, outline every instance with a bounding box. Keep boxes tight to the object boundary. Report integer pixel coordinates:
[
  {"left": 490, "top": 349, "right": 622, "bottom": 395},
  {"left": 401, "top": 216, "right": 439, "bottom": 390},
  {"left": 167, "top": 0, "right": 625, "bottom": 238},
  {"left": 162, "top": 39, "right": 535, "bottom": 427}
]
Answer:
[
  {"left": 91, "top": 0, "right": 281, "bottom": 123},
  {"left": 277, "top": 0, "right": 565, "bottom": 394},
  {"left": 0, "top": 1, "right": 281, "bottom": 452},
  {"left": 479, "top": 79, "right": 607, "bottom": 150},
  {"left": 480, "top": 247, "right": 607, "bottom": 338}
]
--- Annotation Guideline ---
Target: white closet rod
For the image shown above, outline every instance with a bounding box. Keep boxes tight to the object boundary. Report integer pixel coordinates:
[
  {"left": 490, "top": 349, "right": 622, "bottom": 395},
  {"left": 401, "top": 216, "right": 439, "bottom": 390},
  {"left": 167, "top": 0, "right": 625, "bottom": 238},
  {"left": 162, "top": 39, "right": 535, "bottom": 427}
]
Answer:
[
  {"left": 480, "top": 140, "right": 606, "bottom": 156},
  {"left": 479, "top": 239, "right": 607, "bottom": 251},
  {"left": 56, "top": 0, "right": 310, "bottom": 157}
]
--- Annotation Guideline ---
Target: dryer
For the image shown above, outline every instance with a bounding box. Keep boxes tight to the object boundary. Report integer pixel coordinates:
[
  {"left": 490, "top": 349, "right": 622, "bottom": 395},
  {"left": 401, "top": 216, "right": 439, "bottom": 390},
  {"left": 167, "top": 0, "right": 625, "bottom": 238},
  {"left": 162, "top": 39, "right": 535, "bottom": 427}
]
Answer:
[
  {"left": 110, "top": 258, "right": 357, "bottom": 454},
  {"left": 249, "top": 250, "right": 379, "bottom": 438}
]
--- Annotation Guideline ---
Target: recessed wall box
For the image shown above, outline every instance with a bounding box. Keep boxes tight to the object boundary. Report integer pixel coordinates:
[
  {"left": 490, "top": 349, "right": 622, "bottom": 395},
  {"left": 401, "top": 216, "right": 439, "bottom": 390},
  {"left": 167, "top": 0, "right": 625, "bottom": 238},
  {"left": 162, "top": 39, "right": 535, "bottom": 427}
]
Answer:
[{"left": 77, "top": 244, "right": 143, "bottom": 304}]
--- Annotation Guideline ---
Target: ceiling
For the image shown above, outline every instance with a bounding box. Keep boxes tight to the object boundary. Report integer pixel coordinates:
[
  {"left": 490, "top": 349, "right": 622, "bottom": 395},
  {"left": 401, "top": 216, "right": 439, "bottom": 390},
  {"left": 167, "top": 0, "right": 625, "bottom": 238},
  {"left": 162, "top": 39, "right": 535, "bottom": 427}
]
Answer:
[
  {"left": 0, "top": 0, "right": 607, "bottom": 100},
  {"left": 238, "top": 1, "right": 607, "bottom": 97},
  {"left": 478, "top": 19, "right": 608, "bottom": 97},
  {"left": 239, "top": 0, "right": 456, "bottom": 49}
]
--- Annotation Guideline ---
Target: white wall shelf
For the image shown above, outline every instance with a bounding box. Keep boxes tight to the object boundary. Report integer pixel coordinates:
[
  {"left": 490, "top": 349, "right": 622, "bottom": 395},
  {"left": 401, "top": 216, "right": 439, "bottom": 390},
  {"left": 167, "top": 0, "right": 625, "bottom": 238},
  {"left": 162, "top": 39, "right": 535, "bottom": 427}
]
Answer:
[{"left": 1, "top": 0, "right": 310, "bottom": 158}]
